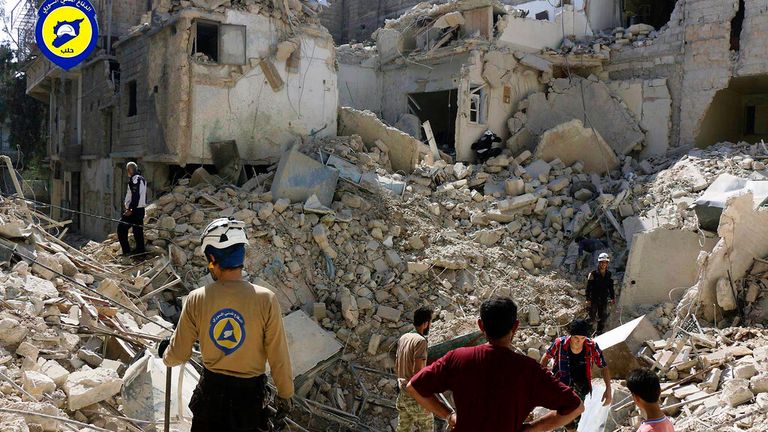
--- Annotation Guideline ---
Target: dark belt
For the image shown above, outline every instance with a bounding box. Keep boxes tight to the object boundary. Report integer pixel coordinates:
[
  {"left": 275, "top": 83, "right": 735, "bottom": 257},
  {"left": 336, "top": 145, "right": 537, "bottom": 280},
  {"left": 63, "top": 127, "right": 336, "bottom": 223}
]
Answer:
[{"left": 200, "top": 368, "right": 267, "bottom": 388}]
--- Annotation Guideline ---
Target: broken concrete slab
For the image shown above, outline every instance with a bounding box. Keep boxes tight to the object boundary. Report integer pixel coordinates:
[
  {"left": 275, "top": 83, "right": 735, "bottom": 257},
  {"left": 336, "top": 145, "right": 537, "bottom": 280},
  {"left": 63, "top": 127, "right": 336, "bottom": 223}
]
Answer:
[
  {"left": 499, "top": 194, "right": 537, "bottom": 212},
  {"left": 694, "top": 193, "right": 768, "bottom": 321},
  {"left": 123, "top": 353, "right": 197, "bottom": 431},
  {"left": 64, "top": 367, "right": 123, "bottom": 411},
  {"left": 525, "top": 77, "right": 645, "bottom": 156},
  {"left": 721, "top": 379, "right": 753, "bottom": 407},
  {"left": 525, "top": 159, "right": 551, "bottom": 180},
  {"left": 519, "top": 53, "right": 553, "bottom": 73},
  {"left": 535, "top": 120, "right": 619, "bottom": 174},
  {"left": 338, "top": 107, "right": 425, "bottom": 173},
  {"left": 593, "top": 315, "right": 661, "bottom": 379},
  {"left": 482, "top": 51, "right": 518, "bottom": 88},
  {"left": 434, "top": 11, "right": 465, "bottom": 28},
  {"left": 0, "top": 314, "right": 29, "bottom": 345},
  {"left": 271, "top": 147, "right": 339, "bottom": 208},
  {"left": 641, "top": 98, "right": 671, "bottom": 159},
  {"left": 376, "top": 305, "right": 402, "bottom": 322},
  {"left": 281, "top": 310, "right": 342, "bottom": 379},
  {"left": 620, "top": 229, "right": 717, "bottom": 308},
  {"left": 41, "top": 360, "right": 70, "bottom": 387},
  {"left": 22, "top": 275, "right": 58, "bottom": 299},
  {"left": 22, "top": 371, "right": 56, "bottom": 400},
  {"left": 376, "top": 28, "right": 404, "bottom": 64},
  {"left": 693, "top": 174, "right": 768, "bottom": 231}
]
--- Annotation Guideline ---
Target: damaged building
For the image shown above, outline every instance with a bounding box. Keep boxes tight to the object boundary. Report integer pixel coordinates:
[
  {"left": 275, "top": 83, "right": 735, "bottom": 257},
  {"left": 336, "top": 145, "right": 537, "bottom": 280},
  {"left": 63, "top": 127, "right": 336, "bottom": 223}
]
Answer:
[
  {"left": 23, "top": 0, "right": 337, "bottom": 239},
  {"left": 338, "top": 0, "right": 768, "bottom": 163},
  {"left": 335, "top": 0, "right": 768, "bottom": 324}
]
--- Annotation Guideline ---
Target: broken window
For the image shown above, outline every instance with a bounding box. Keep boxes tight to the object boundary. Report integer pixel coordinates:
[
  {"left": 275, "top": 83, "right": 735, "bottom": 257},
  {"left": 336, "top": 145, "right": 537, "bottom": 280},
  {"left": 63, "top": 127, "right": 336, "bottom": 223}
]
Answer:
[
  {"left": 468, "top": 86, "right": 487, "bottom": 125},
  {"left": 127, "top": 80, "right": 137, "bottom": 117},
  {"left": 535, "top": 11, "right": 549, "bottom": 21},
  {"left": 109, "top": 60, "right": 120, "bottom": 95},
  {"left": 622, "top": 0, "right": 675, "bottom": 29},
  {"left": 191, "top": 20, "right": 246, "bottom": 65},
  {"left": 192, "top": 21, "right": 220, "bottom": 63},
  {"left": 731, "top": 0, "right": 745, "bottom": 52}
]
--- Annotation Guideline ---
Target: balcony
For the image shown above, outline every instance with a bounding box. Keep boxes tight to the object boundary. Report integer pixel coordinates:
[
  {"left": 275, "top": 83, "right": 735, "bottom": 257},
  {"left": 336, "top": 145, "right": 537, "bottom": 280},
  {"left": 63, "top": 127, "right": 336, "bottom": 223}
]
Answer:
[{"left": 25, "top": 55, "right": 80, "bottom": 101}]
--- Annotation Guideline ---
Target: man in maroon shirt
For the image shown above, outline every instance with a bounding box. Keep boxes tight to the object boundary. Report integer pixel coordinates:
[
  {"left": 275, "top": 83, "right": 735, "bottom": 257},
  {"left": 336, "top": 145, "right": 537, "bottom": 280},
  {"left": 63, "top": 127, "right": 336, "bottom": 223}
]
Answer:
[{"left": 406, "top": 297, "right": 584, "bottom": 431}]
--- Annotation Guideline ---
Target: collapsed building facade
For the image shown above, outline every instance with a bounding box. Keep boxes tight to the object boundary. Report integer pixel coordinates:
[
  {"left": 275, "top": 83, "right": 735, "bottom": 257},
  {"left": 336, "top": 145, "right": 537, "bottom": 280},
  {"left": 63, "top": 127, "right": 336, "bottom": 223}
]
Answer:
[
  {"left": 336, "top": 0, "right": 768, "bottom": 325},
  {"left": 23, "top": 0, "right": 337, "bottom": 239},
  {"left": 338, "top": 0, "right": 768, "bottom": 160}
]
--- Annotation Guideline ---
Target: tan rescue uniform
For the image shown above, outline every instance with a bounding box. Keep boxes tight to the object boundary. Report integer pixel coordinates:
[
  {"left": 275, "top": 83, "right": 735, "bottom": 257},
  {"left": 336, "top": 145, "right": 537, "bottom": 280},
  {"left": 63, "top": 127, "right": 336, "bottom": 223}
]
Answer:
[{"left": 163, "top": 280, "right": 294, "bottom": 398}]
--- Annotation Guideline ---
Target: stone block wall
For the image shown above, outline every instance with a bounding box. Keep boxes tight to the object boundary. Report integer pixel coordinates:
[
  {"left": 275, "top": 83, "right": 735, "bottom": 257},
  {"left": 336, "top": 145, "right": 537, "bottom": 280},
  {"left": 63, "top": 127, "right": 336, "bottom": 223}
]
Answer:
[
  {"left": 679, "top": 0, "right": 739, "bottom": 146},
  {"left": 606, "top": 0, "right": 685, "bottom": 149},
  {"left": 736, "top": 0, "right": 768, "bottom": 76},
  {"left": 116, "top": 36, "right": 151, "bottom": 154}
]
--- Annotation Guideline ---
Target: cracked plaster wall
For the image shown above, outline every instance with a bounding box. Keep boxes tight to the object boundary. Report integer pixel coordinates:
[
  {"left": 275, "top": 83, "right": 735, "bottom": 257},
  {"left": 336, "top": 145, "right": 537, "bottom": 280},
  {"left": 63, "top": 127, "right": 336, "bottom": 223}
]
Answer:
[{"left": 189, "top": 10, "right": 338, "bottom": 165}]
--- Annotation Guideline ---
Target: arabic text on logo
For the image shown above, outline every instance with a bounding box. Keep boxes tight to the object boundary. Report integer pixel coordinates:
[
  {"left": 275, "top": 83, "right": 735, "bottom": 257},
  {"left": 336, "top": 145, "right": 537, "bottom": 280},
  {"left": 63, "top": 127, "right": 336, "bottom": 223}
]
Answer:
[
  {"left": 35, "top": 0, "right": 99, "bottom": 70},
  {"left": 209, "top": 308, "right": 246, "bottom": 356}
]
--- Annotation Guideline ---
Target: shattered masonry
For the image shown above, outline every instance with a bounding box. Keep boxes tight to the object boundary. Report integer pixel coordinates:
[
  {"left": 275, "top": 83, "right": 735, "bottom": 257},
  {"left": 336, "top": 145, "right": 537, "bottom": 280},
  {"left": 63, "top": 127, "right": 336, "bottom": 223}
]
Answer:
[{"left": 7, "top": 0, "right": 768, "bottom": 430}]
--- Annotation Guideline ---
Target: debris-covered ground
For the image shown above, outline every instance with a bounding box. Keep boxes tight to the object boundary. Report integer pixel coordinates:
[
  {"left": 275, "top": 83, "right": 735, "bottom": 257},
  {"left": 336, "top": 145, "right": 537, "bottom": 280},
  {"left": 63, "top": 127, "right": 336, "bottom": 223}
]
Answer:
[{"left": 2, "top": 134, "right": 768, "bottom": 431}]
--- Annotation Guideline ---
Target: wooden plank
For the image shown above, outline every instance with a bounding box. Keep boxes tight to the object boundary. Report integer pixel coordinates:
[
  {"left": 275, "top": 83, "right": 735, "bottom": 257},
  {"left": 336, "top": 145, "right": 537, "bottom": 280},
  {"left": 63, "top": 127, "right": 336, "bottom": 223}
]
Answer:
[
  {"left": 41, "top": 219, "right": 72, "bottom": 230},
  {"left": 259, "top": 59, "right": 285, "bottom": 92},
  {"left": 426, "top": 26, "right": 459, "bottom": 54},
  {"left": 422, "top": 121, "right": 441, "bottom": 163}
]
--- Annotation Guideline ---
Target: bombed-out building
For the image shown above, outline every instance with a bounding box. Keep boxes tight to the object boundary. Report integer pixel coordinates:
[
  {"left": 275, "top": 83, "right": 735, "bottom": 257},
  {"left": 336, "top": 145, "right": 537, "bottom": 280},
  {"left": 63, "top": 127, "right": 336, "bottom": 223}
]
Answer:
[
  {"left": 337, "top": 0, "right": 768, "bottom": 165},
  {"left": 22, "top": 0, "right": 337, "bottom": 239}
]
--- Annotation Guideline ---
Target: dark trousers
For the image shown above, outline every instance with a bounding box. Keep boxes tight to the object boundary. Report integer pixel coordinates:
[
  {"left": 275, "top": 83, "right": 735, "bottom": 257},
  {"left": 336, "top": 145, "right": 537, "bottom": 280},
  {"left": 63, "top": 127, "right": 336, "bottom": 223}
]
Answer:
[
  {"left": 588, "top": 300, "right": 609, "bottom": 334},
  {"left": 190, "top": 369, "right": 271, "bottom": 432},
  {"left": 117, "top": 207, "right": 145, "bottom": 254}
]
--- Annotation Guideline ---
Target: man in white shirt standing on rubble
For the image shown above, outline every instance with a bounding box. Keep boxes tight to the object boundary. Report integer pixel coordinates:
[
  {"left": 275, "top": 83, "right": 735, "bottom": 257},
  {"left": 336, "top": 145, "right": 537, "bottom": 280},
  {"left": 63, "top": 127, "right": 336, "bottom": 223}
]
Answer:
[{"left": 118, "top": 161, "right": 147, "bottom": 256}]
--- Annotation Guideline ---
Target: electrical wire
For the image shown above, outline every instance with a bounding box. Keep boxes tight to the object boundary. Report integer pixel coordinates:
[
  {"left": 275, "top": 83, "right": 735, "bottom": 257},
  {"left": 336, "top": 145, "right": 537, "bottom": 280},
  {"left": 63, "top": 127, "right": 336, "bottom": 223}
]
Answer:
[
  {"left": 1, "top": 192, "right": 181, "bottom": 234},
  {"left": 0, "top": 240, "right": 174, "bottom": 331}
]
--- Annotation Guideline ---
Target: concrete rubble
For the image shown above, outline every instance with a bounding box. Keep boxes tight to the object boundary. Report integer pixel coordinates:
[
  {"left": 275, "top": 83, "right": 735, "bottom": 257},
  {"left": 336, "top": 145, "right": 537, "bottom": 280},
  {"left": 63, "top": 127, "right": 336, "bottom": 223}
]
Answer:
[{"left": 8, "top": 0, "right": 768, "bottom": 429}]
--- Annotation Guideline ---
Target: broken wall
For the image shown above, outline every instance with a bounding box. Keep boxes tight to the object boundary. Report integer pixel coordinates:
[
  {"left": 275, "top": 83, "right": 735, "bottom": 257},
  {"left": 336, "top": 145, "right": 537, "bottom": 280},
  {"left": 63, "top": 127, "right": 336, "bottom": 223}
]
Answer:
[
  {"left": 605, "top": 1, "right": 685, "bottom": 150},
  {"left": 115, "top": 34, "right": 156, "bottom": 157},
  {"left": 679, "top": 0, "right": 739, "bottom": 147},
  {"left": 339, "top": 60, "right": 382, "bottom": 116},
  {"left": 608, "top": 79, "right": 673, "bottom": 158},
  {"left": 338, "top": 107, "right": 424, "bottom": 173},
  {"left": 695, "top": 192, "right": 768, "bottom": 321},
  {"left": 621, "top": 229, "right": 717, "bottom": 308},
  {"left": 455, "top": 50, "right": 543, "bottom": 162},
  {"left": 498, "top": 5, "right": 593, "bottom": 52},
  {"left": 189, "top": 10, "right": 338, "bottom": 165},
  {"left": 380, "top": 52, "right": 470, "bottom": 128}
]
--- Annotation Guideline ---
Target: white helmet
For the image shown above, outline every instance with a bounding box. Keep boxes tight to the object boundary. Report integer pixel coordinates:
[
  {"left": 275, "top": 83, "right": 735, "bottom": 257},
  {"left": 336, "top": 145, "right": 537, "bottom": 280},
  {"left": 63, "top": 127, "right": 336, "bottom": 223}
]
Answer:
[
  {"left": 598, "top": 252, "right": 610, "bottom": 262},
  {"left": 200, "top": 218, "right": 248, "bottom": 252}
]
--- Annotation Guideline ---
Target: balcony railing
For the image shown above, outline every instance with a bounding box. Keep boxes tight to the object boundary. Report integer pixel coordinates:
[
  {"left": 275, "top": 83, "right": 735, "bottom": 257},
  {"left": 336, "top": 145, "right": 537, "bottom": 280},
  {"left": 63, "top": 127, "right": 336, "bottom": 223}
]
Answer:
[{"left": 10, "top": 0, "right": 39, "bottom": 63}]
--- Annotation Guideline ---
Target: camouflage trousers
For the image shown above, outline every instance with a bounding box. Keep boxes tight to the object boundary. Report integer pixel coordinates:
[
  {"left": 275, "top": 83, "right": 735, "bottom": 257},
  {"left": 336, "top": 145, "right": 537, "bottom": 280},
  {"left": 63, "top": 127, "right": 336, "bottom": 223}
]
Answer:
[{"left": 396, "top": 392, "right": 434, "bottom": 432}]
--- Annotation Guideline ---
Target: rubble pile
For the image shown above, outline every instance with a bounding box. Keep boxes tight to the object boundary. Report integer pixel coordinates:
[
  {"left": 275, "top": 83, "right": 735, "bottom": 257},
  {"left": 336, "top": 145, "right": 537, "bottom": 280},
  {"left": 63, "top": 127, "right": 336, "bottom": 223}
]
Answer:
[
  {"left": 613, "top": 327, "right": 768, "bottom": 431},
  {"left": 4, "top": 119, "right": 768, "bottom": 432},
  {"left": 151, "top": 0, "right": 329, "bottom": 22},
  {"left": 541, "top": 22, "right": 663, "bottom": 57},
  {"left": 0, "top": 198, "right": 174, "bottom": 431}
]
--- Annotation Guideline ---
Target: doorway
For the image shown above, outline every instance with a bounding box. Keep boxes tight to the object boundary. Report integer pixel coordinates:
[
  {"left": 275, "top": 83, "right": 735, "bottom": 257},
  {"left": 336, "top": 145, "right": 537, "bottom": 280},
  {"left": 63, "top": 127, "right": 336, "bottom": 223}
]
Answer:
[{"left": 408, "top": 89, "right": 459, "bottom": 156}]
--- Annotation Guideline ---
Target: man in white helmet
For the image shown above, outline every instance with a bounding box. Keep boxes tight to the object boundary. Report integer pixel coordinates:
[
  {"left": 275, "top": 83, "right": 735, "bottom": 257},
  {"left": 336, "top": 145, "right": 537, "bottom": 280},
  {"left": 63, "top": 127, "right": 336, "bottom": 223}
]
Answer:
[
  {"left": 158, "top": 218, "right": 294, "bottom": 431},
  {"left": 585, "top": 253, "right": 615, "bottom": 335}
]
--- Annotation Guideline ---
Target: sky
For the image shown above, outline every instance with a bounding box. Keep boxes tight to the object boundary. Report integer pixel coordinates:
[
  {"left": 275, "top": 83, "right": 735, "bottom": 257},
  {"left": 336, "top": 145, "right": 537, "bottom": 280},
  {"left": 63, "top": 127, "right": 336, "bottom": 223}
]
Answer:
[{"left": 1, "top": 0, "right": 25, "bottom": 46}]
